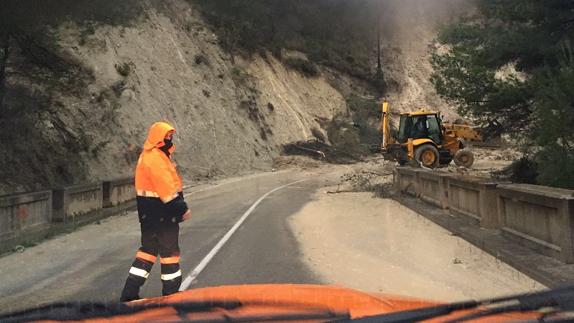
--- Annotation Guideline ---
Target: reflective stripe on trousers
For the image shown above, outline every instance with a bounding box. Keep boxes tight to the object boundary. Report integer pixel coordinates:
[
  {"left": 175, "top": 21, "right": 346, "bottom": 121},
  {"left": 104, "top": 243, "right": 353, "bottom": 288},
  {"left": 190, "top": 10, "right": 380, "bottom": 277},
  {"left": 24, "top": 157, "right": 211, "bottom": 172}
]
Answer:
[
  {"left": 121, "top": 222, "right": 181, "bottom": 300},
  {"left": 129, "top": 267, "right": 149, "bottom": 279},
  {"left": 161, "top": 270, "right": 182, "bottom": 281}
]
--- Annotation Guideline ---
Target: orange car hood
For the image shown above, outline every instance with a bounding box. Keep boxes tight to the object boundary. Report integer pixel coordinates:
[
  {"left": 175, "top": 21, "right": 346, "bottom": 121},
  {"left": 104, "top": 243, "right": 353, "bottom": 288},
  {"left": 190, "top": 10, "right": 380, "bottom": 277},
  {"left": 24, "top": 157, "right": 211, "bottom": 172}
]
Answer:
[
  {"left": 26, "top": 285, "right": 537, "bottom": 322},
  {"left": 114, "top": 284, "right": 535, "bottom": 323},
  {"left": 135, "top": 284, "right": 430, "bottom": 317}
]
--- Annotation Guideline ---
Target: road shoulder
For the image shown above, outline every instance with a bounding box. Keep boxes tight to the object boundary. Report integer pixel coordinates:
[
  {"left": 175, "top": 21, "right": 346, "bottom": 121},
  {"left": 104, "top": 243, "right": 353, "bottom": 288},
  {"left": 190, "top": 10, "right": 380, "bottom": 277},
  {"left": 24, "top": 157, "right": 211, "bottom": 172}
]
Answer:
[
  {"left": 289, "top": 187, "right": 545, "bottom": 302},
  {"left": 396, "top": 194, "right": 574, "bottom": 288}
]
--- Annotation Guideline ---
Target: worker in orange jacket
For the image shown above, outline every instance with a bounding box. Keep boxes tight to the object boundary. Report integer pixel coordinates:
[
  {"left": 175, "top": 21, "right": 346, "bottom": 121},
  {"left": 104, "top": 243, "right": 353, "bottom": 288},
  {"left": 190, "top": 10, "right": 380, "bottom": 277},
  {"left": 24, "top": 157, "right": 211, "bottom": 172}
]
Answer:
[{"left": 120, "top": 121, "right": 191, "bottom": 302}]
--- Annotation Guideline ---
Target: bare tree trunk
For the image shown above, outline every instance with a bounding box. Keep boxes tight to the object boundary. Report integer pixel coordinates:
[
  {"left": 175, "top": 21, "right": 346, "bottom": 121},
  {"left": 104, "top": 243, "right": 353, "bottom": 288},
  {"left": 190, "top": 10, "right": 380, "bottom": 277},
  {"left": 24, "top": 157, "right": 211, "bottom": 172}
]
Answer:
[
  {"left": 0, "top": 33, "right": 10, "bottom": 113},
  {"left": 376, "top": 5, "right": 382, "bottom": 73},
  {"left": 376, "top": 25, "right": 382, "bottom": 72}
]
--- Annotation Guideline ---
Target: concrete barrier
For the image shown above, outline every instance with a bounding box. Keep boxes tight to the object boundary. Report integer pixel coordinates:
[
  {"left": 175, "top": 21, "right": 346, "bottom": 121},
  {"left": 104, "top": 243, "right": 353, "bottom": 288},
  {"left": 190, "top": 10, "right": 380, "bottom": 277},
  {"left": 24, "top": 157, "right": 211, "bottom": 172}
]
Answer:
[
  {"left": 52, "top": 183, "right": 103, "bottom": 223},
  {"left": 396, "top": 167, "right": 420, "bottom": 196},
  {"left": 394, "top": 168, "right": 574, "bottom": 265},
  {"left": 497, "top": 184, "right": 574, "bottom": 263},
  {"left": 103, "top": 178, "right": 135, "bottom": 208},
  {"left": 418, "top": 171, "right": 450, "bottom": 209},
  {"left": 447, "top": 176, "right": 500, "bottom": 228},
  {"left": 0, "top": 191, "right": 52, "bottom": 253}
]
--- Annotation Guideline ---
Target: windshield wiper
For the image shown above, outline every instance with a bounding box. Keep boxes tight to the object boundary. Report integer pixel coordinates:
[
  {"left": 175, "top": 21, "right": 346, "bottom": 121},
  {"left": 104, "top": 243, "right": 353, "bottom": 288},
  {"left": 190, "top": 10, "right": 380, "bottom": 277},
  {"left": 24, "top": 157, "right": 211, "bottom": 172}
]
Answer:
[
  {"left": 5, "top": 287, "right": 573, "bottom": 323},
  {"left": 346, "top": 285, "right": 574, "bottom": 323},
  {"left": 335, "top": 299, "right": 480, "bottom": 323},
  {"left": 0, "top": 300, "right": 242, "bottom": 323},
  {"left": 0, "top": 300, "right": 350, "bottom": 322}
]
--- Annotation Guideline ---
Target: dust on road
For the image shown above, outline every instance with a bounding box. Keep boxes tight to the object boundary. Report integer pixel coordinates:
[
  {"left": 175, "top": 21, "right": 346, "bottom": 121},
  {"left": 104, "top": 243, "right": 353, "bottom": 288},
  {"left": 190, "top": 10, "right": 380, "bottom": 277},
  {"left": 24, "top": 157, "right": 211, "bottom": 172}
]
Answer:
[{"left": 289, "top": 189, "right": 545, "bottom": 302}]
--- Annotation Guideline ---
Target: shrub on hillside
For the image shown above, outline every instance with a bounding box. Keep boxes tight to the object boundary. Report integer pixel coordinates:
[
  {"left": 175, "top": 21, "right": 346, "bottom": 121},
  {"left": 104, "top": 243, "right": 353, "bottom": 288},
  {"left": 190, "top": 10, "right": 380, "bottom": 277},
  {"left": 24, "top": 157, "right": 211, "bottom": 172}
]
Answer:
[
  {"left": 191, "top": 0, "right": 378, "bottom": 82},
  {"left": 284, "top": 58, "right": 319, "bottom": 77},
  {"left": 114, "top": 62, "right": 132, "bottom": 77}
]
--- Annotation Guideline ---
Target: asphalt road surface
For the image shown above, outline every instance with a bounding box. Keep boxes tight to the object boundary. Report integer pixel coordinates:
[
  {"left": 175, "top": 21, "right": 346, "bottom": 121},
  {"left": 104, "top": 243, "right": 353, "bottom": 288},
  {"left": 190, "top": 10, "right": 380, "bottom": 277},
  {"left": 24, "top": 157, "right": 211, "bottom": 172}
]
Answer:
[
  {"left": 0, "top": 169, "right": 335, "bottom": 312},
  {"left": 0, "top": 166, "right": 544, "bottom": 314}
]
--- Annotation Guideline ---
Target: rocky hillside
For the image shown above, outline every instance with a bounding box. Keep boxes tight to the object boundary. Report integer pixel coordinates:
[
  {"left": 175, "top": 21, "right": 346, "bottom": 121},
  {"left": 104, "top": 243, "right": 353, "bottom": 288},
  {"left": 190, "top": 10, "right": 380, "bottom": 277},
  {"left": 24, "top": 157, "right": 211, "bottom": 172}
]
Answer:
[
  {"left": 380, "top": 0, "right": 473, "bottom": 121},
  {"left": 0, "top": 0, "right": 473, "bottom": 193},
  {"left": 0, "top": 0, "right": 348, "bottom": 193}
]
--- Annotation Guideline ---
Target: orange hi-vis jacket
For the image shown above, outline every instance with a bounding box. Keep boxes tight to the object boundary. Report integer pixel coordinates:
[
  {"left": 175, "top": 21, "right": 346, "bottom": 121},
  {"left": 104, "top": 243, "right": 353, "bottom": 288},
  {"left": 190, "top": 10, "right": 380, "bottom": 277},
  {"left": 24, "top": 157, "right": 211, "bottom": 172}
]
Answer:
[
  {"left": 136, "top": 122, "right": 182, "bottom": 202},
  {"left": 135, "top": 122, "right": 188, "bottom": 224}
]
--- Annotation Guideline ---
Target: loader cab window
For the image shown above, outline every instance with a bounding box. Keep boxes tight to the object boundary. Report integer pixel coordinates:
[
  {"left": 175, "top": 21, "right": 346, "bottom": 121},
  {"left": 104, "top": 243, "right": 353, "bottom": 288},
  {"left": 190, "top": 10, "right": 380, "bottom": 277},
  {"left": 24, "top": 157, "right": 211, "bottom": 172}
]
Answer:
[
  {"left": 412, "top": 116, "right": 429, "bottom": 139},
  {"left": 398, "top": 114, "right": 442, "bottom": 144},
  {"left": 397, "top": 115, "right": 410, "bottom": 143},
  {"left": 426, "top": 115, "right": 442, "bottom": 144}
]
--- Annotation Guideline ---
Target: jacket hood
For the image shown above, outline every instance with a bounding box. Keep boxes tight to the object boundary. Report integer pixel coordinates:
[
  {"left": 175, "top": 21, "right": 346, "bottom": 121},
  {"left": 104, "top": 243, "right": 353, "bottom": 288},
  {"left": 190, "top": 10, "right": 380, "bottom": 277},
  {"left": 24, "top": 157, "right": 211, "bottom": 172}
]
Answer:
[{"left": 143, "top": 122, "right": 176, "bottom": 151}]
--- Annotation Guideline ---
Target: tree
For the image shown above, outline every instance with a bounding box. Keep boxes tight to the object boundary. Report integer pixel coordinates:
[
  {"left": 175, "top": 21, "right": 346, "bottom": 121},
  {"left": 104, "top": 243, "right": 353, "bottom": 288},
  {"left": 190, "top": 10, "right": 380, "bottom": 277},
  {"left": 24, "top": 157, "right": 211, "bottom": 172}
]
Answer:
[
  {"left": 373, "top": 2, "right": 385, "bottom": 95},
  {"left": 0, "top": 33, "right": 10, "bottom": 112},
  {"left": 0, "top": 3, "right": 16, "bottom": 113},
  {"left": 531, "top": 46, "right": 574, "bottom": 188},
  {"left": 431, "top": 0, "right": 574, "bottom": 188}
]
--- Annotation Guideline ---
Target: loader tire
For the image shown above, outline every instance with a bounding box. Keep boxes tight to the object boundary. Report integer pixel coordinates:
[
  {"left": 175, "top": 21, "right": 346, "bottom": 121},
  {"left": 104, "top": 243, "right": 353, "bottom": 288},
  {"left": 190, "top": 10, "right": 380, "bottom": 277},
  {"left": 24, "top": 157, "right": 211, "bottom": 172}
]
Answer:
[
  {"left": 454, "top": 149, "right": 474, "bottom": 168},
  {"left": 415, "top": 144, "right": 439, "bottom": 169}
]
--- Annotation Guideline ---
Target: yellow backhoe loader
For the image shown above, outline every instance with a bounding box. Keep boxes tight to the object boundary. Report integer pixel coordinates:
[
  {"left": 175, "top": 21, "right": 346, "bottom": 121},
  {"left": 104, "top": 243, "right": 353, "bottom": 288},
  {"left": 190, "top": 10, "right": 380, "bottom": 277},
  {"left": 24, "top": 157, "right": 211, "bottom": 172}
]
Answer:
[{"left": 379, "top": 101, "right": 482, "bottom": 168}]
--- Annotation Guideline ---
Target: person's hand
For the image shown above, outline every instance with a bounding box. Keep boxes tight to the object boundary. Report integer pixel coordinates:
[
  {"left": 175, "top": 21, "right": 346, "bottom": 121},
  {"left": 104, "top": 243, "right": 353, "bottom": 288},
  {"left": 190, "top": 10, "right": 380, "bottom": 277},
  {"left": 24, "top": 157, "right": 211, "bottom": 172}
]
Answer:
[{"left": 182, "top": 210, "right": 192, "bottom": 222}]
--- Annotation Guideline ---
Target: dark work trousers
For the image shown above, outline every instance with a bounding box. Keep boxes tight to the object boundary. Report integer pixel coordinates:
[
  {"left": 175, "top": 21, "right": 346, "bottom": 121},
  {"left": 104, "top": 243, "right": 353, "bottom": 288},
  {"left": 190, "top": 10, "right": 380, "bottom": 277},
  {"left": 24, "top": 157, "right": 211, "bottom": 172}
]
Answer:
[{"left": 120, "top": 221, "right": 182, "bottom": 302}]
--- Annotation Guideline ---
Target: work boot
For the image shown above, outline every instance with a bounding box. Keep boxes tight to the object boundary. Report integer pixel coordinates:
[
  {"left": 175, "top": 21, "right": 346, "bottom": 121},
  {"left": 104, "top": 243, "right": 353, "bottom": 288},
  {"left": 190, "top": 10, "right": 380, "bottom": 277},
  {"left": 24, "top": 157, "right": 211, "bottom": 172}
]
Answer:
[
  {"left": 162, "top": 276, "right": 182, "bottom": 296},
  {"left": 120, "top": 293, "right": 140, "bottom": 303},
  {"left": 121, "top": 254, "right": 155, "bottom": 302},
  {"left": 120, "top": 277, "right": 143, "bottom": 302},
  {"left": 161, "top": 264, "right": 182, "bottom": 296}
]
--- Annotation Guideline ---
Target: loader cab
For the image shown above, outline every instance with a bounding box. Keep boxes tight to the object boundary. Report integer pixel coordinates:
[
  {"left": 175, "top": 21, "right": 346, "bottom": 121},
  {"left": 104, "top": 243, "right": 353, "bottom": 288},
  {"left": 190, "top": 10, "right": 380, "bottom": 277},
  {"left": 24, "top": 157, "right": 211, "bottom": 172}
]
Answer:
[{"left": 397, "top": 111, "right": 443, "bottom": 145}]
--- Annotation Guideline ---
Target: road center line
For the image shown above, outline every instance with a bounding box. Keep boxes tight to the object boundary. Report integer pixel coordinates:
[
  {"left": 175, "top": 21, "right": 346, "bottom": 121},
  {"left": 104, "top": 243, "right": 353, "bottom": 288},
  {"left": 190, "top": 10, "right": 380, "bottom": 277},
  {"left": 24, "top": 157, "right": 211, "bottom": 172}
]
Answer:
[
  {"left": 182, "top": 170, "right": 292, "bottom": 198},
  {"left": 179, "top": 179, "right": 306, "bottom": 291}
]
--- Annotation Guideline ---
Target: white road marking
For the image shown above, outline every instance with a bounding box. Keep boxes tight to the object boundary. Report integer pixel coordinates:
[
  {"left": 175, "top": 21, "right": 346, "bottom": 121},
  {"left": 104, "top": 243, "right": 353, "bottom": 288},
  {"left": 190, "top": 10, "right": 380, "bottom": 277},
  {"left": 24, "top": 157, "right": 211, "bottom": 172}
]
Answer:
[
  {"left": 179, "top": 179, "right": 306, "bottom": 291},
  {"left": 183, "top": 182, "right": 236, "bottom": 198},
  {"left": 182, "top": 170, "right": 292, "bottom": 198}
]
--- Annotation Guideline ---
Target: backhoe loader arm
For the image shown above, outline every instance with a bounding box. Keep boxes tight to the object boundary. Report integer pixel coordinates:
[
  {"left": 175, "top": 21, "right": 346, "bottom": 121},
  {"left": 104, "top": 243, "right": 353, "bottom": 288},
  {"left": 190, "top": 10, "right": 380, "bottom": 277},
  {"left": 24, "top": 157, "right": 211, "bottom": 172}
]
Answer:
[{"left": 380, "top": 101, "right": 391, "bottom": 152}]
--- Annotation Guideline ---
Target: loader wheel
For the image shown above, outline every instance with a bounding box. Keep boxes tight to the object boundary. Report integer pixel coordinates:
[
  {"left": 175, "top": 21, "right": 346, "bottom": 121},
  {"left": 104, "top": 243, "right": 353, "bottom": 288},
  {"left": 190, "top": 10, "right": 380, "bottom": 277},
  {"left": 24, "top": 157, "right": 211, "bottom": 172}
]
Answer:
[
  {"left": 454, "top": 149, "right": 474, "bottom": 168},
  {"left": 415, "top": 144, "right": 439, "bottom": 169}
]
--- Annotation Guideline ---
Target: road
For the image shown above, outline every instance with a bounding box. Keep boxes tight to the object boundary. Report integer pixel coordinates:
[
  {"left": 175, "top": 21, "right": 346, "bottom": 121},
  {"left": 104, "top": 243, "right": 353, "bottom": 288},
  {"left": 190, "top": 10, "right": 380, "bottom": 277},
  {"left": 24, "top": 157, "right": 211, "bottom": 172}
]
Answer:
[
  {"left": 0, "top": 168, "right": 335, "bottom": 312},
  {"left": 0, "top": 165, "right": 544, "bottom": 314}
]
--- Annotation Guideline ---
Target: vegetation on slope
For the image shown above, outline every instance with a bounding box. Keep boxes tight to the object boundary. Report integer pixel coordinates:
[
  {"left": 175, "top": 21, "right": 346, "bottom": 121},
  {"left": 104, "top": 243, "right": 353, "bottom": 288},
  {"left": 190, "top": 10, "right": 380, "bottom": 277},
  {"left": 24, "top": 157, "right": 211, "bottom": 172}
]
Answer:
[
  {"left": 191, "top": 0, "right": 384, "bottom": 88},
  {"left": 431, "top": 0, "right": 574, "bottom": 188},
  {"left": 0, "top": 0, "right": 145, "bottom": 191}
]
